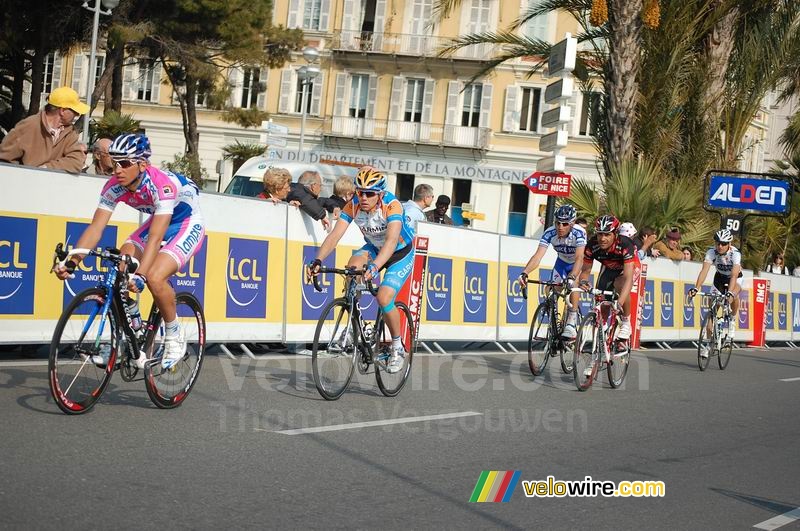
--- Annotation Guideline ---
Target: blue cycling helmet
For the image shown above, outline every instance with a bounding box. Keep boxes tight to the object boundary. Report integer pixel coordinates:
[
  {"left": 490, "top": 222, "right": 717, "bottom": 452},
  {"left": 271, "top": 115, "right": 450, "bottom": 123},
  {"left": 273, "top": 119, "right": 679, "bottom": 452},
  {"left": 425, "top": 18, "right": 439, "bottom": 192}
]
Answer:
[
  {"left": 554, "top": 204, "right": 577, "bottom": 223},
  {"left": 109, "top": 133, "right": 152, "bottom": 161}
]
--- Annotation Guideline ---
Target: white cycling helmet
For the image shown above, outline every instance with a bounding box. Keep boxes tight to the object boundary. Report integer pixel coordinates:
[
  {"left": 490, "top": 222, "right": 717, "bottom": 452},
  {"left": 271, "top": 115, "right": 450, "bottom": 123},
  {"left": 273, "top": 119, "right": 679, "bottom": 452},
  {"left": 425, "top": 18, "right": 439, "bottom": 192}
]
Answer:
[
  {"left": 714, "top": 229, "right": 733, "bottom": 243},
  {"left": 619, "top": 222, "right": 637, "bottom": 239}
]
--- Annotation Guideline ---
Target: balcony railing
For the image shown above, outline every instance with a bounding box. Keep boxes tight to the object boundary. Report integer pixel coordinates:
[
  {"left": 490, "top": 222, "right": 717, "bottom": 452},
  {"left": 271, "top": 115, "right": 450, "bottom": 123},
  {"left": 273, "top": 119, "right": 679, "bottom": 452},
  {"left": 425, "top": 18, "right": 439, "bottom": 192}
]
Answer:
[
  {"left": 323, "top": 116, "right": 490, "bottom": 149},
  {"left": 330, "top": 30, "right": 495, "bottom": 60}
]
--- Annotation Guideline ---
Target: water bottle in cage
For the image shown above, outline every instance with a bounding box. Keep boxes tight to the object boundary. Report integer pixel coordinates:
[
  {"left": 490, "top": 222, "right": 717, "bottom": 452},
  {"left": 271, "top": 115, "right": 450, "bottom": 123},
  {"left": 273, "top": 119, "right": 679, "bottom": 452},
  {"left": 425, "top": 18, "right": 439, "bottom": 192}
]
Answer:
[{"left": 125, "top": 296, "right": 143, "bottom": 331}]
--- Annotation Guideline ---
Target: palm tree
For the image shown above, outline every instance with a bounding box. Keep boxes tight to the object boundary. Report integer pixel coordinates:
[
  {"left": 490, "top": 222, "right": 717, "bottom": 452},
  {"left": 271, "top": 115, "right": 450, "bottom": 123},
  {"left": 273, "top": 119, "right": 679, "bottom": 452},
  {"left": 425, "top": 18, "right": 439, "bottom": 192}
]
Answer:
[{"left": 222, "top": 140, "right": 266, "bottom": 174}]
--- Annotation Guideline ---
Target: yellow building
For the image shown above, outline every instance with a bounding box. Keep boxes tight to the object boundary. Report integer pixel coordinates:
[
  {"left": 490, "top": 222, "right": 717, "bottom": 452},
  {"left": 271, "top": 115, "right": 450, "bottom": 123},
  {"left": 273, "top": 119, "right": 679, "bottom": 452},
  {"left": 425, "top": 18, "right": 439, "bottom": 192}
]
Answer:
[{"left": 29, "top": 1, "right": 774, "bottom": 236}]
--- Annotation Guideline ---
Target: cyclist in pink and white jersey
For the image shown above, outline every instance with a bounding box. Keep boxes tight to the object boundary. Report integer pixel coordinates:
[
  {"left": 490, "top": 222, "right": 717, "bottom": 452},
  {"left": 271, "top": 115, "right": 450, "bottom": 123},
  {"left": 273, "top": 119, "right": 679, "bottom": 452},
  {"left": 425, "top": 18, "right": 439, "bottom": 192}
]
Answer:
[{"left": 54, "top": 133, "right": 205, "bottom": 369}]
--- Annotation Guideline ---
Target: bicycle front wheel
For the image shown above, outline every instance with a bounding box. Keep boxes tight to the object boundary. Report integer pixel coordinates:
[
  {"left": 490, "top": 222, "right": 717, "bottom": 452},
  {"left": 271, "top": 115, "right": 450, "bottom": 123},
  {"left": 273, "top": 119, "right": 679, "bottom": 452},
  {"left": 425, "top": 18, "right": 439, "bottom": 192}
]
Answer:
[
  {"left": 312, "top": 298, "right": 358, "bottom": 400},
  {"left": 697, "top": 312, "right": 713, "bottom": 371},
  {"left": 143, "top": 293, "right": 206, "bottom": 409},
  {"left": 527, "top": 303, "right": 553, "bottom": 376},
  {"left": 374, "top": 301, "right": 415, "bottom": 397},
  {"left": 49, "top": 287, "right": 117, "bottom": 415},
  {"left": 573, "top": 312, "right": 599, "bottom": 391},
  {"left": 607, "top": 317, "right": 629, "bottom": 388},
  {"left": 718, "top": 326, "right": 733, "bottom": 370}
]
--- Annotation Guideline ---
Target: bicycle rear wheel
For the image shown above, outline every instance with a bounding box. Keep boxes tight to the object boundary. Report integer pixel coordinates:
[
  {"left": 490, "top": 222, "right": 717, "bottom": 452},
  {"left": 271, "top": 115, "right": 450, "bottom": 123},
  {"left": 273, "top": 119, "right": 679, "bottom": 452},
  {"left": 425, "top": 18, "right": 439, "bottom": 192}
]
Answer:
[
  {"left": 527, "top": 303, "right": 553, "bottom": 376},
  {"left": 718, "top": 329, "right": 733, "bottom": 370},
  {"left": 573, "top": 312, "right": 599, "bottom": 391},
  {"left": 374, "top": 301, "right": 415, "bottom": 397},
  {"left": 49, "top": 287, "right": 116, "bottom": 415},
  {"left": 143, "top": 293, "right": 205, "bottom": 408},
  {"left": 312, "top": 298, "right": 358, "bottom": 400},
  {"left": 697, "top": 312, "right": 713, "bottom": 371}
]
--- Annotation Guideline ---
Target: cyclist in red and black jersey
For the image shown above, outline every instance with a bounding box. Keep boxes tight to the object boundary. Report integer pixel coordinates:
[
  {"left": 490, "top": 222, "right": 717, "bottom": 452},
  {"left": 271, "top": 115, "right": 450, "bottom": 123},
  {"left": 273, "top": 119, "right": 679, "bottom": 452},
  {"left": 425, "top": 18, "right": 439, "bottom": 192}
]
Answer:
[{"left": 578, "top": 215, "right": 636, "bottom": 341}]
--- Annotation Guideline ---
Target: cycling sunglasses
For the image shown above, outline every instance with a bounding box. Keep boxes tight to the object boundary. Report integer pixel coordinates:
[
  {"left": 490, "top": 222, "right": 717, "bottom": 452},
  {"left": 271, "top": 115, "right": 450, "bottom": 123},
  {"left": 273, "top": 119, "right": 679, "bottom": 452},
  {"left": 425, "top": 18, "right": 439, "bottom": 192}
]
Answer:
[
  {"left": 113, "top": 159, "right": 138, "bottom": 169},
  {"left": 356, "top": 189, "right": 379, "bottom": 198}
]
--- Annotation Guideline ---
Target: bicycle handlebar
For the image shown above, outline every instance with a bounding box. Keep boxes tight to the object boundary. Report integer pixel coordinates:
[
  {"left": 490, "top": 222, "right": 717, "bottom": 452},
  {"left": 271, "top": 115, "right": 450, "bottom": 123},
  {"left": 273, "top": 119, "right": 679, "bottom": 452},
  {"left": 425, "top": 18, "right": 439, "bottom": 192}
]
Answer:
[
  {"left": 52, "top": 243, "right": 140, "bottom": 278},
  {"left": 311, "top": 266, "right": 376, "bottom": 295}
]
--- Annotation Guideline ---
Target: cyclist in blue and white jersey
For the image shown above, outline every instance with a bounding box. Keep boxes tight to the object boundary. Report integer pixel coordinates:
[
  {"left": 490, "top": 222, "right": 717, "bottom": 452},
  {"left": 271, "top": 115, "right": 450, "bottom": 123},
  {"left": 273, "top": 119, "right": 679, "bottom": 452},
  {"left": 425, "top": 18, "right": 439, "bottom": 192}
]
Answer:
[
  {"left": 518, "top": 204, "right": 586, "bottom": 339},
  {"left": 688, "top": 229, "right": 742, "bottom": 345}
]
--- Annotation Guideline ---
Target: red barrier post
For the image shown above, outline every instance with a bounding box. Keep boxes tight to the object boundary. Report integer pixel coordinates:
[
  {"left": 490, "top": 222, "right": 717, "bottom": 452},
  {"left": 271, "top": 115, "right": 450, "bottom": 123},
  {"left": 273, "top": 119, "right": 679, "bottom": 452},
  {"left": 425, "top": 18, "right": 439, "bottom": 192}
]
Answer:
[{"left": 748, "top": 278, "right": 769, "bottom": 347}]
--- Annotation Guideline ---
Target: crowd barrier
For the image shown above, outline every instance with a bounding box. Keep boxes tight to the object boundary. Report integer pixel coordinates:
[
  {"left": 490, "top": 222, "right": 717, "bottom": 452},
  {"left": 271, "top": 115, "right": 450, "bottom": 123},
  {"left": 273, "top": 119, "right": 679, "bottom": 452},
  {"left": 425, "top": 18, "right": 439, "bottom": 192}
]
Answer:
[{"left": 1, "top": 164, "right": 799, "bottom": 345}]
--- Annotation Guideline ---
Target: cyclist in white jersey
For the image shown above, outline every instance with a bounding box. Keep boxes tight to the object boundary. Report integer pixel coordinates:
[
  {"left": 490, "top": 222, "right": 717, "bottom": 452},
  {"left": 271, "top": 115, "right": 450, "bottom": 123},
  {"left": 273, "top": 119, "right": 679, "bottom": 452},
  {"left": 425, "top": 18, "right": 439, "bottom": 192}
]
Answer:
[
  {"left": 688, "top": 229, "right": 742, "bottom": 341},
  {"left": 518, "top": 204, "right": 586, "bottom": 339}
]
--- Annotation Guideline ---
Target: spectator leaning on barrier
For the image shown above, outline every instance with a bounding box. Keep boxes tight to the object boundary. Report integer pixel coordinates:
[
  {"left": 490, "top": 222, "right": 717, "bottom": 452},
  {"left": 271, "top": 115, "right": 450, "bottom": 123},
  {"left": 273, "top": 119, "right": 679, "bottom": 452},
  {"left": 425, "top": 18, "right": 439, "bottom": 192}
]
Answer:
[
  {"left": 90, "top": 137, "right": 115, "bottom": 175},
  {"left": 287, "top": 170, "right": 330, "bottom": 230},
  {"left": 682, "top": 246, "right": 693, "bottom": 261},
  {"left": 793, "top": 264, "right": 800, "bottom": 277},
  {"left": 0, "top": 87, "right": 88, "bottom": 173},
  {"left": 258, "top": 167, "right": 294, "bottom": 203},
  {"left": 652, "top": 227, "right": 684, "bottom": 260},
  {"left": 765, "top": 252, "right": 789, "bottom": 274},
  {"left": 633, "top": 226, "right": 659, "bottom": 258},
  {"left": 325, "top": 175, "right": 356, "bottom": 220},
  {"left": 404, "top": 183, "right": 434, "bottom": 228},
  {"left": 619, "top": 222, "right": 646, "bottom": 261},
  {"left": 425, "top": 194, "right": 454, "bottom": 225}
]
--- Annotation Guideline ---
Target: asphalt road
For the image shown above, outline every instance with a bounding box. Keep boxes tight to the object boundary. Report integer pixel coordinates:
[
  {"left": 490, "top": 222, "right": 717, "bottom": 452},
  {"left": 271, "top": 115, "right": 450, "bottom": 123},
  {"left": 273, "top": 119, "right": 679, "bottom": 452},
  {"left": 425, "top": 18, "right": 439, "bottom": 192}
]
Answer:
[{"left": 0, "top": 346, "right": 798, "bottom": 530}]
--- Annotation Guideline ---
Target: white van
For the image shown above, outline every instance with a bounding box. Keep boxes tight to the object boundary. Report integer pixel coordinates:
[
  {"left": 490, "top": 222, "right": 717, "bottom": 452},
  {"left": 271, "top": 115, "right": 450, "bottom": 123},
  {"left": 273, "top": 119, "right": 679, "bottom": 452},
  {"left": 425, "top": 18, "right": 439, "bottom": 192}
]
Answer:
[{"left": 223, "top": 156, "right": 359, "bottom": 198}]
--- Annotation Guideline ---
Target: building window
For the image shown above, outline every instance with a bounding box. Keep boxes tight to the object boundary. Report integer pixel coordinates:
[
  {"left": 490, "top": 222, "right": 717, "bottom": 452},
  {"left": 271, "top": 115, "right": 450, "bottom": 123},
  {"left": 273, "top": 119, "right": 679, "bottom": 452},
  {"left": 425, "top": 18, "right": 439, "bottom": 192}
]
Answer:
[
  {"left": 136, "top": 59, "right": 155, "bottom": 101},
  {"left": 519, "top": 87, "right": 541, "bottom": 132},
  {"left": 579, "top": 92, "right": 602, "bottom": 136},
  {"left": 241, "top": 68, "right": 261, "bottom": 108},
  {"left": 404, "top": 79, "right": 424, "bottom": 123},
  {"left": 303, "top": 0, "right": 322, "bottom": 29},
  {"left": 295, "top": 78, "right": 313, "bottom": 113},
  {"left": 396, "top": 174, "right": 415, "bottom": 200},
  {"left": 461, "top": 83, "right": 482, "bottom": 127},
  {"left": 508, "top": 183, "right": 529, "bottom": 236},
  {"left": 43, "top": 53, "right": 56, "bottom": 93},
  {"left": 349, "top": 74, "right": 369, "bottom": 118}
]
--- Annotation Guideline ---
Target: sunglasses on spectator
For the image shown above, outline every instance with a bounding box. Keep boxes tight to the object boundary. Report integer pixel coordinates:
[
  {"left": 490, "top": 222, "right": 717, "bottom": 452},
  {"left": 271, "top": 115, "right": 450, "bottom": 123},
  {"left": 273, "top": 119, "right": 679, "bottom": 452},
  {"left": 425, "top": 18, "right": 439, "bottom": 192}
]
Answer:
[
  {"left": 114, "top": 159, "right": 138, "bottom": 169},
  {"left": 357, "top": 190, "right": 379, "bottom": 198}
]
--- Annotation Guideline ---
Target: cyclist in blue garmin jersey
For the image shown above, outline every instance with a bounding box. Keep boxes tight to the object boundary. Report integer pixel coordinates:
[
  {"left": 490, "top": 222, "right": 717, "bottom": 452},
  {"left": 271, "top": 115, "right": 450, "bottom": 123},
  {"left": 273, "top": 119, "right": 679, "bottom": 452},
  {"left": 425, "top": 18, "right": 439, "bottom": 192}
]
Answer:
[
  {"left": 306, "top": 166, "right": 415, "bottom": 374},
  {"left": 518, "top": 204, "right": 586, "bottom": 339}
]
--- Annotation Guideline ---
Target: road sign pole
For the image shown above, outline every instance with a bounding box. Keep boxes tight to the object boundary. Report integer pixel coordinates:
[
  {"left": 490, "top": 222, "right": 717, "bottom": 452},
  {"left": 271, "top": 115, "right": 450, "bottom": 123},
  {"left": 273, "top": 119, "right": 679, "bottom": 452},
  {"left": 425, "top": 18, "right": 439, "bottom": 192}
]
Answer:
[{"left": 544, "top": 195, "right": 556, "bottom": 229}]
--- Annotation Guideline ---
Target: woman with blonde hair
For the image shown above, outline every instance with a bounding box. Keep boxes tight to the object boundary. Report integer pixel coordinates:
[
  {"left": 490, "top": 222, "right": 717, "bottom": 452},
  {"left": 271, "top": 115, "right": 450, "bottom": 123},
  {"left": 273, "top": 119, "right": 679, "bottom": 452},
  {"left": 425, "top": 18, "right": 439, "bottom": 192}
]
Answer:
[{"left": 258, "top": 167, "right": 293, "bottom": 203}]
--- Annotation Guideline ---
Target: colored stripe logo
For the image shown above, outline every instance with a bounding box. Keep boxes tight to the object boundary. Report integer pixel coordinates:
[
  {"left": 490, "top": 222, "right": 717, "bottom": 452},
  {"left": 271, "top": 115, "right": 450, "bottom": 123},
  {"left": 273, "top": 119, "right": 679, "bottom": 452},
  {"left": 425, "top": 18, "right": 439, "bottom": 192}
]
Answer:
[{"left": 469, "top": 470, "right": 521, "bottom": 503}]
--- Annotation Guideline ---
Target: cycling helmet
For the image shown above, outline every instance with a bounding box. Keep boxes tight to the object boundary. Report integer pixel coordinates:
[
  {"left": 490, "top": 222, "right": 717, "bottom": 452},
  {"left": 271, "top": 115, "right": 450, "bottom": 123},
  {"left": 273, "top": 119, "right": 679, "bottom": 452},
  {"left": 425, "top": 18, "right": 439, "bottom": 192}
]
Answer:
[
  {"left": 554, "top": 204, "right": 578, "bottom": 223},
  {"left": 595, "top": 215, "right": 620, "bottom": 234},
  {"left": 714, "top": 229, "right": 733, "bottom": 243},
  {"left": 108, "top": 133, "right": 152, "bottom": 161},
  {"left": 619, "top": 222, "right": 637, "bottom": 239},
  {"left": 354, "top": 166, "right": 386, "bottom": 191}
]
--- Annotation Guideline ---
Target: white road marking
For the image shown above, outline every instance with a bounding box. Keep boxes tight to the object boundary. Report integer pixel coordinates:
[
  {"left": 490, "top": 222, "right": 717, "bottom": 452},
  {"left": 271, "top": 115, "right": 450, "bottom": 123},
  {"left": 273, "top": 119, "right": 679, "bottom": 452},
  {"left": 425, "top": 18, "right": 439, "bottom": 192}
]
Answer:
[
  {"left": 273, "top": 411, "right": 483, "bottom": 435},
  {"left": 0, "top": 360, "right": 49, "bottom": 367},
  {"left": 753, "top": 507, "right": 800, "bottom": 530},
  {"left": 778, "top": 377, "right": 800, "bottom": 382}
]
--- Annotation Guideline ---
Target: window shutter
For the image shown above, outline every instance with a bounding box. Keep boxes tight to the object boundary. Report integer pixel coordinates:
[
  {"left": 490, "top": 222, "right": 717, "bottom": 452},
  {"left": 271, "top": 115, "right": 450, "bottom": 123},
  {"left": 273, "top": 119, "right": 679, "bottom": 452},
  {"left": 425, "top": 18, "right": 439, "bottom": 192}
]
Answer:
[
  {"left": 311, "top": 71, "right": 325, "bottom": 116},
  {"left": 150, "top": 61, "right": 162, "bottom": 103},
  {"left": 278, "top": 69, "right": 293, "bottom": 113},
  {"left": 123, "top": 62, "right": 136, "bottom": 101},
  {"left": 479, "top": 82, "right": 493, "bottom": 128},
  {"left": 503, "top": 85, "right": 519, "bottom": 132},
  {"left": 421, "top": 78, "right": 435, "bottom": 123},
  {"left": 256, "top": 69, "right": 267, "bottom": 110},
  {"left": 389, "top": 76, "right": 403, "bottom": 121},
  {"left": 342, "top": 0, "right": 356, "bottom": 32},
  {"left": 51, "top": 52, "right": 62, "bottom": 89},
  {"left": 445, "top": 80, "right": 460, "bottom": 125},
  {"left": 365, "top": 74, "right": 378, "bottom": 119},
  {"left": 373, "top": 0, "right": 387, "bottom": 48},
  {"left": 288, "top": 0, "right": 301, "bottom": 28},
  {"left": 229, "top": 67, "right": 243, "bottom": 107},
  {"left": 333, "top": 72, "right": 347, "bottom": 116},
  {"left": 319, "top": 0, "right": 331, "bottom": 31},
  {"left": 71, "top": 54, "right": 84, "bottom": 93}
]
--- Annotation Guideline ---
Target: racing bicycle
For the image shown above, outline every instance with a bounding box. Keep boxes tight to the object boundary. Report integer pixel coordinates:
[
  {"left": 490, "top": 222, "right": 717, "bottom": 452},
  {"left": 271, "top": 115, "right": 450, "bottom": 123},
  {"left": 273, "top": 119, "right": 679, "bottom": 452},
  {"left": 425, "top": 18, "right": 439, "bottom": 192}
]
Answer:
[
  {"left": 310, "top": 266, "right": 416, "bottom": 400},
  {"left": 522, "top": 279, "right": 582, "bottom": 377},
  {"left": 692, "top": 289, "right": 734, "bottom": 371},
  {"left": 572, "top": 288, "right": 630, "bottom": 391},
  {"left": 48, "top": 244, "right": 205, "bottom": 414}
]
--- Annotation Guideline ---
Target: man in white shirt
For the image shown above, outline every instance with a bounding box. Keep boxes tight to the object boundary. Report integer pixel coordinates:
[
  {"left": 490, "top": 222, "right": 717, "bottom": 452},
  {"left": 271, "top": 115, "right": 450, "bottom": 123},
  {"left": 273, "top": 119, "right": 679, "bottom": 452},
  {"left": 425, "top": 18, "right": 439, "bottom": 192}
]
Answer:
[{"left": 403, "top": 183, "right": 434, "bottom": 228}]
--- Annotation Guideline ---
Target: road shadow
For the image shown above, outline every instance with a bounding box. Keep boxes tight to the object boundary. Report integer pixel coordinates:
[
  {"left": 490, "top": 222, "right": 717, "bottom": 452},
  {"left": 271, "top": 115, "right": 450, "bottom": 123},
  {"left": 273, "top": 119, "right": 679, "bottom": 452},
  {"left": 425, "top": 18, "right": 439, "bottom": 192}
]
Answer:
[{"left": 710, "top": 487, "right": 798, "bottom": 519}]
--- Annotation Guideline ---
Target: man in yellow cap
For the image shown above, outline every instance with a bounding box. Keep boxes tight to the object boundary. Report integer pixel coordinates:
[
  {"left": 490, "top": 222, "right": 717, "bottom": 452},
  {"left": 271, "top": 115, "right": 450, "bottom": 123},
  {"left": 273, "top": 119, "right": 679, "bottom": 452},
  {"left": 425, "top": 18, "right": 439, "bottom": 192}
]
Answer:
[{"left": 0, "top": 86, "right": 88, "bottom": 173}]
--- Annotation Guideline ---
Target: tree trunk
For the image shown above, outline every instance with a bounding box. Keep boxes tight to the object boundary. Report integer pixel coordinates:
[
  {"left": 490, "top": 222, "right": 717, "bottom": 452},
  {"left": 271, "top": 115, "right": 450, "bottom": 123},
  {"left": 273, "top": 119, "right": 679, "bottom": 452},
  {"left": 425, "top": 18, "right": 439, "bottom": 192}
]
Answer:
[
  {"left": 8, "top": 52, "right": 27, "bottom": 127},
  {"left": 605, "top": 0, "right": 643, "bottom": 167},
  {"left": 27, "top": 50, "right": 45, "bottom": 116},
  {"left": 108, "top": 55, "right": 123, "bottom": 113},
  {"left": 184, "top": 77, "right": 202, "bottom": 183},
  {"left": 90, "top": 43, "right": 123, "bottom": 116},
  {"left": 702, "top": 6, "right": 738, "bottom": 137}
]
